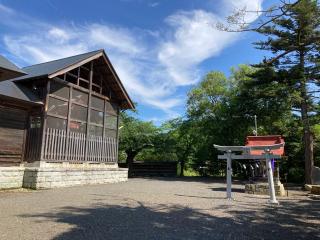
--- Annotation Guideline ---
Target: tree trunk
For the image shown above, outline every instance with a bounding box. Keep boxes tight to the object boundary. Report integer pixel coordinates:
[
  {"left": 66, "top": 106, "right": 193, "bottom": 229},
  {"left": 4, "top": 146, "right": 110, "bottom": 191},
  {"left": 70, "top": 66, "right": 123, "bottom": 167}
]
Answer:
[
  {"left": 299, "top": 50, "right": 314, "bottom": 184},
  {"left": 304, "top": 128, "right": 314, "bottom": 184},
  {"left": 180, "top": 160, "right": 185, "bottom": 177},
  {"left": 126, "top": 151, "right": 137, "bottom": 178},
  {"left": 301, "top": 100, "right": 314, "bottom": 184}
]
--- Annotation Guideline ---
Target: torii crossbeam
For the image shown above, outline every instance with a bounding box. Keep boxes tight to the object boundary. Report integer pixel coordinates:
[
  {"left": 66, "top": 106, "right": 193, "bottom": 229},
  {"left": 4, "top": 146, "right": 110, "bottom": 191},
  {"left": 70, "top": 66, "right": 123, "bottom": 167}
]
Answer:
[{"left": 214, "top": 143, "right": 285, "bottom": 204}]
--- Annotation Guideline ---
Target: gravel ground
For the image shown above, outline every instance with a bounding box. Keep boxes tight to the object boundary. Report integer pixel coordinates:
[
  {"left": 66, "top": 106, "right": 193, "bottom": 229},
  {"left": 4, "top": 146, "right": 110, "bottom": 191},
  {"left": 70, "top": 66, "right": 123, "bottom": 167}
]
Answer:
[{"left": 0, "top": 178, "right": 319, "bottom": 240}]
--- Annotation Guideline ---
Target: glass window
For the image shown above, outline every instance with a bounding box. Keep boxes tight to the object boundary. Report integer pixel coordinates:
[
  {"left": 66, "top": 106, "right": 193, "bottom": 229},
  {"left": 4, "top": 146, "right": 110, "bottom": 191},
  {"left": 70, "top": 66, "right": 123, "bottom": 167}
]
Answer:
[
  {"left": 69, "top": 68, "right": 78, "bottom": 77},
  {"left": 69, "top": 121, "right": 86, "bottom": 134},
  {"left": 72, "top": 89, "right": 88, "bottom": 105},
  {"left": 101, "top": 85, "right": 110, "bottom": 96},
  {"left": 71, "top": 104, "right": 87, "bottom": 122},
  {"left": 79, "top": 80, "right": 89, "bottom": 89},
  {"left": 105, "top": 129, "right": 117, "bottom": 138},
  {"left": 50, "top": 81, "right": 69, "bottom": 99},
  {"left": 66, "top": 72, "right": 77, "bottom": 85},
  {"left": 30, "top": 116, "right": 41, "bottom": 128},
  {"left": 105, "top": 114, "right": 118, "bottom": 129},
  {"left": 80, "top": 67, "right": 90, "bottom": 80},
  {"left": 91, "top": 96, "right": 104, "bottom": 110},
  {"left": 105, "top": 101, "right": 118, "bottom": 115},
  {"left": 89, "top": 125, "right": 103, "bottom": 137},
  {"left": 47, "top": 97, "right": 68, "bottom": 117},
  {"left": 46, "top": 116, "right": 67, "bottom": 130},
  {"left": 92, "top": 85, "right": 101, "bottom": 93},
  {"left": 90, "top": 109, "right": 103, "bottom": 125},
  {"left": 93, "top": 75, "right": 101, "bottom": 86}
]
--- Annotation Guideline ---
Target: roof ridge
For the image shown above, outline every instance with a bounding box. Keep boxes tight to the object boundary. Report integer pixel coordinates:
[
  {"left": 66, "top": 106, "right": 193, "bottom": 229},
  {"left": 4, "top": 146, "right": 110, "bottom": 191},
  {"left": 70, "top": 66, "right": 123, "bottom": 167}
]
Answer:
[{"left": 22, "top": 49, "right": 103, "bottom": 70}]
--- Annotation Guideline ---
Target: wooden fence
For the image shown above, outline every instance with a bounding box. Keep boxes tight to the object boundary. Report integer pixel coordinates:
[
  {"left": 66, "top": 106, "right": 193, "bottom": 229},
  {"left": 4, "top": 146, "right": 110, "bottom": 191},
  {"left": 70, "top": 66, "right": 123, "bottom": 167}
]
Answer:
[
  {"left": 119, "top": 161, "right": 177, "bottom": 177},
  {"left": 42, "top": 128, "right": 117, "bottom": 162}
]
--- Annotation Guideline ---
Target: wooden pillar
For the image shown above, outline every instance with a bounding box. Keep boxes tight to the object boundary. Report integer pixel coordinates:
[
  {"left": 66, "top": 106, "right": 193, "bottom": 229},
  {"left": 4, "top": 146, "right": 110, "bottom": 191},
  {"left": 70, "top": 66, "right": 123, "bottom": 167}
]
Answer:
[
  {"left": 65, "top": 85, "right": 73, "bottom": 161},
  {"left": 102, "top": 99, "right": 106, "bottom": 139},
  {"left": 40, "top": 80, "right": 50, "bottom": 161},
  {"left": 84, "top": 61, "right": 93, "bottom": 161},
  {"left": 115, "top": 107, "right": 120, "bottom": 163}
]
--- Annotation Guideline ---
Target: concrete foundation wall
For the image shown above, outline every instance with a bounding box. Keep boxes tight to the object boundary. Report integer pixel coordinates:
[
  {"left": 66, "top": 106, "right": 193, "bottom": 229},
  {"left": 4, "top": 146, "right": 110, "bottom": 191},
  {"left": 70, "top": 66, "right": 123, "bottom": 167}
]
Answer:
[
  {"left": 0, "top": 167, "right": 25, "bottom": 189},
  {"left": 0, "top": 162, "right": 128, "bottom": 190}
]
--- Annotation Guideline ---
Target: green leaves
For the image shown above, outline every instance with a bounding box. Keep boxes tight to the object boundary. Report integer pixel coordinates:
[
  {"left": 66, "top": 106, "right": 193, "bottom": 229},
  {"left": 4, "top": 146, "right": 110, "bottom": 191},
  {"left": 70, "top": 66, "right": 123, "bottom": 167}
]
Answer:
[{"left": 119, "top": 111, "right": 158, "bottom": 159}]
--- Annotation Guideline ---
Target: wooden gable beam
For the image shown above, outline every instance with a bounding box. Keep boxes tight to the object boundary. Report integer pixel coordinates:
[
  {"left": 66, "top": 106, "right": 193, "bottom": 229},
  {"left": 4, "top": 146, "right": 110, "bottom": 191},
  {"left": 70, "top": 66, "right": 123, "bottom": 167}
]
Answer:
[{"left": 48, "top": 52, "right": 103, "bottom": 79}]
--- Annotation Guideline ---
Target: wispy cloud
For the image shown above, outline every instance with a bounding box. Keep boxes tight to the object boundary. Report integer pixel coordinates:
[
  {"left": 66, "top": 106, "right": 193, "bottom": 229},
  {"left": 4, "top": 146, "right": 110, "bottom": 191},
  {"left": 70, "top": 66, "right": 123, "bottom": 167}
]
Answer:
[
  {"left": 0, "top": 1, "right": 262, "bottom": 121},
  {"left": 149, "top": 2, "right": 160, "bottom": 8},
  {"left": 0, "top": 3, "right": 14, "bottom": 14}
]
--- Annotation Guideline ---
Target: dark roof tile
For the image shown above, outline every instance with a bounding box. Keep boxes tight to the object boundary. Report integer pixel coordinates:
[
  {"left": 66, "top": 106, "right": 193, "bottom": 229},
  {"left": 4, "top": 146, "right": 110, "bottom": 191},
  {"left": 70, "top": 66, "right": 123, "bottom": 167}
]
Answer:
[
  {"left": 13, "top": 49, "right": 103, "bottom": 81},
  {"left": 0, "top": 80, "right": 42, "bottom": 104},
  {"left": 0, "top": 55, "right": 26, "bottom": 81}
]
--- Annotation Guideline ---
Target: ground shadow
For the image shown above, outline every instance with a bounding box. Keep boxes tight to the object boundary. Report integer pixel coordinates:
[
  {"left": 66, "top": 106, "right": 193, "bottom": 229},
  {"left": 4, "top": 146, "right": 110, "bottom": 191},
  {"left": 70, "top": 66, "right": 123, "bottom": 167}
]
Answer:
[
  {"left": 137, "top": 176, "right": 245, "bottom": 184},
  {"left": 209, "top": 187, "right": 245, "bottom": 193},
  {"left": 19, "top": 197, "right": 320, "bottom": 240}
]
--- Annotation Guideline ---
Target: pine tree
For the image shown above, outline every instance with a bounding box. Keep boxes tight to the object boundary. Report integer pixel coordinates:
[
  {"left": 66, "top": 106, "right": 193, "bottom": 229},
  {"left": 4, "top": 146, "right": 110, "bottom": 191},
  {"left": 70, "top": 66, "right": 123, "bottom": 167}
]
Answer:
[{"left": 254, "top": 0, "right": 320, "bottom": 184}]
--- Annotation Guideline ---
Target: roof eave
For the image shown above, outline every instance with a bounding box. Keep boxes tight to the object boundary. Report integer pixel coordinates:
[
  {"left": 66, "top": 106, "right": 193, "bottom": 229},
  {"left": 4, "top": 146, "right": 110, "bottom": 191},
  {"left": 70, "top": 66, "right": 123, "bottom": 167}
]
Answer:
[
  {"left": 0, "top": 93, "right": 43, "bottom": 106},
  {"left": 12, "top": 74, "right": 48, "bottom": 83},
  {"left": 0, "top": 67, "right": 27, "bottom": 82}
]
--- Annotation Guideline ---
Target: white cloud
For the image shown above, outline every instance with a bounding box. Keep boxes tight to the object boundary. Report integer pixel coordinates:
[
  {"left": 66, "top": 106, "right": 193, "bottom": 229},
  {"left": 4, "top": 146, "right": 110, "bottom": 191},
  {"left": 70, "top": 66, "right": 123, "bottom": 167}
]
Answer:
[
  {"left": 149, "top": 2, "right": 160, "bottom": 8},
  {"left": 158, "top": 10, "right": 238, "bottom": 86},
  {"left": 0, "top": 0, "right": 263, "bottom": 121},
  {"left": 48, "top": 28, "right": 71, "bottom": 43},
  {"left": 88, "top": 24, "right": 144, "bottom": 55}
]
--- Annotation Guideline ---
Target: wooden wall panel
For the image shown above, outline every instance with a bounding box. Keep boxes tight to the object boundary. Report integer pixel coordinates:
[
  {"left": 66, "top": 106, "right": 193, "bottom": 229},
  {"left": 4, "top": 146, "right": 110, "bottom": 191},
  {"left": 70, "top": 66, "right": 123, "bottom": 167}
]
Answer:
[{"left": 0, "top": 106, "right": 27, "bottom": 163}]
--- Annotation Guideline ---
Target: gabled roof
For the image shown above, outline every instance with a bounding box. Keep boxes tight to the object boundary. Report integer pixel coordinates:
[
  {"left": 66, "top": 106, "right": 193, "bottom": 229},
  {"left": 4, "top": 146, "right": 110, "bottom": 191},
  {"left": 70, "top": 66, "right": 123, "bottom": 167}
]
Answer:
[
  {"left": 0, "top": 55, "right": 26, "bottom": 81},
  {"left": 13, "top": 50, "right": 102, "bottom": 81},
  {"left": 11, "top": 49, "right": 134, "bottom": 109}
]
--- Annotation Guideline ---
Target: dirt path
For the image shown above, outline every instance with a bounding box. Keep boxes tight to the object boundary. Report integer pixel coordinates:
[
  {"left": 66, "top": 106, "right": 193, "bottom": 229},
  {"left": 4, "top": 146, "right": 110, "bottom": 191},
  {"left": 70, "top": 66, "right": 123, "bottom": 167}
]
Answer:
[{"left": 0, "top": 178, "right": 319, "bottom": 240}]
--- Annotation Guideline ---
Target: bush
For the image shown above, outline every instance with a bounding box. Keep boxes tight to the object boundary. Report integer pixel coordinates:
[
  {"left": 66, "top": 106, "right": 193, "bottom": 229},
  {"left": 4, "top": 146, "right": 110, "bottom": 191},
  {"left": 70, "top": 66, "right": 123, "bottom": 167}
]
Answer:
[{"left": 288, "top": 167, "right": 304, "bottom": 183}]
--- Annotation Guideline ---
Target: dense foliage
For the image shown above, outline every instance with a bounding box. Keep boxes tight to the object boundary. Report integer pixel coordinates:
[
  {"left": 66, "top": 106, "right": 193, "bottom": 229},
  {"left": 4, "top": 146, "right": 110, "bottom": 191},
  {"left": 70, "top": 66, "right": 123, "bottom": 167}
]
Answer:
[{"left": 252, "top": 0, "right": 320, "bottom": 184}]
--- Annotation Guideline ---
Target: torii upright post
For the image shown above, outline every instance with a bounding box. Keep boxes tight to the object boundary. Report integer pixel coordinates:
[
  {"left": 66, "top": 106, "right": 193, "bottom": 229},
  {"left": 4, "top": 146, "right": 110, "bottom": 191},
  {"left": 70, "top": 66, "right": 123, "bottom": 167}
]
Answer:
[
  {"left": 226, "top": 150, "right": 232, "bottom": 200},
  {"left": 265, "top": 149, "right": 278, "bottom": 204}
]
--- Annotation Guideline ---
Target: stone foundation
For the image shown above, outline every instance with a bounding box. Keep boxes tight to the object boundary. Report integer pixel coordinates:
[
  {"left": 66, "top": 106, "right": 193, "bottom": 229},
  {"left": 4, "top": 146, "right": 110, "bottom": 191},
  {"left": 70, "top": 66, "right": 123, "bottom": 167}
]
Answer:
[
  {"left": 0, "top": 166, "right": 25, "bottom": 189},
  {"left": 245, "top": 182, "right": 286, "bottom": 196},
  {"left": 311, "top": 185, "right": 320, "bottom": 195},
  {"left": 0, "top": 162, "right": 128, "bottom": 190},
  {"left": 312, "top": 166, "right": 320, "bottom": 184}
]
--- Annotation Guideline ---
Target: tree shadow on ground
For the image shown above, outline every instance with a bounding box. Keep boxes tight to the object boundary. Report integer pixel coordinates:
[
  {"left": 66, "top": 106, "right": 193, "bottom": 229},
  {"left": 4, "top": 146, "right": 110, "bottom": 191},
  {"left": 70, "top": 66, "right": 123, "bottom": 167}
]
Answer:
[
  {"left": 209, "top": 187, "right": 245, "bottom": 193},
  {"left": 19, "top": 197, "right": 320, "bottom": 240},
  {"left": 137, "top": 176, "right": 245, "bottom": 184}
]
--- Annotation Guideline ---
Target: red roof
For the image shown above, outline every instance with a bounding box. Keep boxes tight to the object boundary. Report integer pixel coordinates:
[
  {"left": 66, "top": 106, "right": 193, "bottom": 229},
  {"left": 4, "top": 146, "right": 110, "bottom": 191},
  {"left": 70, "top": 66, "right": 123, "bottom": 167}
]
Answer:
[{"left": 245, "top": 135, "right": 285, "bottom": 156}]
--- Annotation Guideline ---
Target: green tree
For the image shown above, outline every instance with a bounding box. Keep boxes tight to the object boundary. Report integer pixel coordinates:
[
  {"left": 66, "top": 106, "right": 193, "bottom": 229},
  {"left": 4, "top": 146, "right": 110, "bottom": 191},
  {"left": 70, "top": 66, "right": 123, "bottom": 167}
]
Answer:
[
  {"left": 186, "top": 67, "right": 256, "bottom": 175},
  {"left": 119, "top": 112, "right": 157, "bottom": 176},
  {"left": 163, "top": 118, "right": 198, "bottom": 176},
  {"left": 252, "top": 0, "right": 320, "bottom": 183}
]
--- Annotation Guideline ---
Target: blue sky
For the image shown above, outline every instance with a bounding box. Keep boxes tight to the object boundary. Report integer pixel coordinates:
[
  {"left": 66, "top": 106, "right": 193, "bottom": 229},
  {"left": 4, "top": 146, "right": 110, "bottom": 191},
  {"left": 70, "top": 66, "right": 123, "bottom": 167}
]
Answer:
[{"left": 0, "top": 0, "right": 277, "bottom": 124}]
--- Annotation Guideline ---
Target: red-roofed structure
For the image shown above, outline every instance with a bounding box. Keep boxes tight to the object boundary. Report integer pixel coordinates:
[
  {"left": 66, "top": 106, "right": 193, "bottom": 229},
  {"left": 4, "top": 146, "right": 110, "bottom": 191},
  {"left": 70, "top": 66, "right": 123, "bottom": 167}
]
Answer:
[{"left": 245, "top": 135, "right": 285, "bottom": 156}]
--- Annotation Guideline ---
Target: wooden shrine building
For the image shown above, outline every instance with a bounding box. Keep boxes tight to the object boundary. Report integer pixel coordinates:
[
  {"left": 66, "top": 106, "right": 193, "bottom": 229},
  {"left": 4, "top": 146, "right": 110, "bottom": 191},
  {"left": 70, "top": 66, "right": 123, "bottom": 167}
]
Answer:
[{"left": 0, "top": 50, "right": 134, "bottom": 189}]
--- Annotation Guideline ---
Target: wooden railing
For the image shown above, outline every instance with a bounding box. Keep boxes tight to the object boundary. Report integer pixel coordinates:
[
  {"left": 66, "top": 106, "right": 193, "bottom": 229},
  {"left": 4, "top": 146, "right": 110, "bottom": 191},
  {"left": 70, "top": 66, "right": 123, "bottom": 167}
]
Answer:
[{"left": 43, "top": 128, "right": 117, "bottom": 162}]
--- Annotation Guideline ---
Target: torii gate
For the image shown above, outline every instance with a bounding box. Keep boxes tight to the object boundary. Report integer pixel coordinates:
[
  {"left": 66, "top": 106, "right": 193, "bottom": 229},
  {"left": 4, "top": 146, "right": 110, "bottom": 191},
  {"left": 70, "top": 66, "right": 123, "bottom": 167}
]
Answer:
[{"left": 214, "top": 143, "right": 285, "bottom": 204}]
